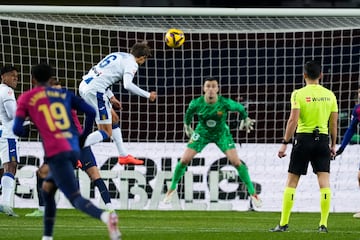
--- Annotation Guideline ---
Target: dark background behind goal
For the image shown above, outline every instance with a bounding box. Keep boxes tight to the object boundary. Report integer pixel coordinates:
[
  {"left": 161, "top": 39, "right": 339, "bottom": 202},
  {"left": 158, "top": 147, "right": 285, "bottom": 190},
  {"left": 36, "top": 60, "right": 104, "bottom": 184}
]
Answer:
[{"left": 0, "top": 19, "right": 359, "bottom": 144}]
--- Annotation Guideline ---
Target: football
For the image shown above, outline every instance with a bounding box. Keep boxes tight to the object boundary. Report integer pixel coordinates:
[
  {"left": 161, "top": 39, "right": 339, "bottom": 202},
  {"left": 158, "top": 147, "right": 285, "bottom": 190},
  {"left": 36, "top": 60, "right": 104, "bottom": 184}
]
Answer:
[{"left": 165, "top": 28, "right": 185, "bottom": 48}]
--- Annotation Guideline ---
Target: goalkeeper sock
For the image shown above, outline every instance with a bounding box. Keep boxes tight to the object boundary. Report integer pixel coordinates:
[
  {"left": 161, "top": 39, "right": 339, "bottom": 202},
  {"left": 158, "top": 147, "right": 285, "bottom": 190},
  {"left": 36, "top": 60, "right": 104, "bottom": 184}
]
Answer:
[
  {"left": 279, "top": 187, "right": 296, "bottom": 226},
  {"left": 319, "top": 187, "right": 331, "bottom": 227},
  {"left": 236, "top": 164, "right": 255, "bottom": 195},
  {"left": 111, "top": 124, "right": 127, "bottom": 157},
  {"left": 170, "top": 161, "right": 187, "bottom": 190}
]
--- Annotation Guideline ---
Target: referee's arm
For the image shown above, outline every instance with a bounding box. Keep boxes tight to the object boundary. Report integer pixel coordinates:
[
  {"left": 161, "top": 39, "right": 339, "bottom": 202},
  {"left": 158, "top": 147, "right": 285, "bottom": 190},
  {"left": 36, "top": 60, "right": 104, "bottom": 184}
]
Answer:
[
  {"left": 278, "top": 108, "right": 299, "bottom": 158},
  {"left": 283, "top": 108, "right": 299, "bottom": 142}
]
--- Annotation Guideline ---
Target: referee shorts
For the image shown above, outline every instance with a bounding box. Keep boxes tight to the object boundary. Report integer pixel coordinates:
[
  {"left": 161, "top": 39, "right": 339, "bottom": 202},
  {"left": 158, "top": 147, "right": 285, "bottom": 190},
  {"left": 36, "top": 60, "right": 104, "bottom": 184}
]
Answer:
[{"left": 289, "top": 133, "right": 331, "bottom": 175}]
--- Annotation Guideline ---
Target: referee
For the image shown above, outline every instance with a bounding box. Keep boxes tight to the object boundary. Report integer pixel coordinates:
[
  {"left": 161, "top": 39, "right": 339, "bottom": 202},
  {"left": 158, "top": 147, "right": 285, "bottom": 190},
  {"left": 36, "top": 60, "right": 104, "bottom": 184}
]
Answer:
[{"left": 270, "top": 60, "right": 338, "bottom": 233}]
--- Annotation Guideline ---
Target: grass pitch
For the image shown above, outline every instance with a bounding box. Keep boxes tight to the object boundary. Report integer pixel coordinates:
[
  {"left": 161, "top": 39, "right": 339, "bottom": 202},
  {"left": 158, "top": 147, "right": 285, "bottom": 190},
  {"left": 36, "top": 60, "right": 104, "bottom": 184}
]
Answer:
[{"left": 0, "top": 209, "right": 360, "bottom": 240}]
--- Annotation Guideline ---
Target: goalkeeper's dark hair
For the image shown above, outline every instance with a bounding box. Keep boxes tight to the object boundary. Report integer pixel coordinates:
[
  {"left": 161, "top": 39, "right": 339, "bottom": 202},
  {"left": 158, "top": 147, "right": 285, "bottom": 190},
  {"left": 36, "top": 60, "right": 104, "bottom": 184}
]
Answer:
[
  {"left": 304, "top": 60, "right": 322, "bottom": 80},
  {"left": 203, "top": 77, "right": 219, "bottom": 84},
  {"left": 31, "top": 63, "right": 54, "bottom": 84},
  {"left": 131, "top": 41, "right": 152, "bottom": 58}
]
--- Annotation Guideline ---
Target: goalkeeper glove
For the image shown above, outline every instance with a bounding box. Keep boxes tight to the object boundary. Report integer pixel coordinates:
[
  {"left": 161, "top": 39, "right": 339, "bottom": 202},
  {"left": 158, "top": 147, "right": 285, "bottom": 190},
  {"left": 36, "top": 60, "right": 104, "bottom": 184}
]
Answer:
[
  {"left": 184, "top": 124, "right": 194, "bottom": 138},
  {"left": 239, "top": 117, "right": 256, "bottom": 133}
]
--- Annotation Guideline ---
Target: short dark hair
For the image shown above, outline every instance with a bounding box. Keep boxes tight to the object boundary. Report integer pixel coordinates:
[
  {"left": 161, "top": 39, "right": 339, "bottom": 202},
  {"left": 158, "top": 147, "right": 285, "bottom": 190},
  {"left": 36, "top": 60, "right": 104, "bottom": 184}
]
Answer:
[
  {"left": 130, "top": 41, "right": 152, "bottom": 58},
  {"left": 1, "top": 65, "right": 17, "bottom": 76},
  {"left": 204, "top": 77, "right": 219, "bottom": 84},
  {"left": 31, "top": 63, "right": 54, "bottom": 83},
  {"left": 304, "top": 60, "right": 322, "bottom": 80}
]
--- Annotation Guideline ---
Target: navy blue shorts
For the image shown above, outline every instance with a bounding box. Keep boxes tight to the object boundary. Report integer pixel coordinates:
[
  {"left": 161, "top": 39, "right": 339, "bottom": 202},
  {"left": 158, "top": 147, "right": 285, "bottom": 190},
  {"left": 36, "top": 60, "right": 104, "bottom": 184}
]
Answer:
[
  {"left": 79, "top": 146, "right": 97, "bottom": 171},
  {"left": 45, "top": 151, "right": 80, "bottom": 199}
]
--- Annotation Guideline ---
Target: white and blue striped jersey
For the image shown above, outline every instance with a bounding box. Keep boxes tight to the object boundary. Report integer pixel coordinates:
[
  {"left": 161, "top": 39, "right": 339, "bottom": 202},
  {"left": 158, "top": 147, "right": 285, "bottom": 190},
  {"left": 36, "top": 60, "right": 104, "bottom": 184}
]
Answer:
[
  {"left": 0, "top": 83, "right": 17, "bottom": 139},
  {"left": 80, "top": 52, "right": 150, "bottom": 98}
]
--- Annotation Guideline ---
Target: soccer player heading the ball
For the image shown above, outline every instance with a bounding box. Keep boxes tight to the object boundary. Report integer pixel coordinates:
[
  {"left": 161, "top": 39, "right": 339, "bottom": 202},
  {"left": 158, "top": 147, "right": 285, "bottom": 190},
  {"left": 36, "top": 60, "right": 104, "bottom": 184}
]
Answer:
[
  {"left": 13, "top": 64, "right": 120, "bottom": 240},
  {"left": 163, "top": 77, "right": 262, "bottom": 208},
  {"left": 270, "top": 60, "right": 338, "bottom": 233},
  {"left": 79, "top": 41, "right": 157, "bottom": 165}
]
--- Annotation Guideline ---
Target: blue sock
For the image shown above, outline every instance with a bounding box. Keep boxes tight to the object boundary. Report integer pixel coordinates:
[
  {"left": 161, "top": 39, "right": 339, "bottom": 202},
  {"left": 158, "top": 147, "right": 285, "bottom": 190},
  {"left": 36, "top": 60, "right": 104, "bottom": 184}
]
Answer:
[
  {"left": 42, "top": 189, "right": 56, "bottom": 237},
  {"left": 70, "top": 193, "right": 103, "bottom": 219},
  {"left": 94, "top": 178, "right": 111, "bottom": 204},
  {"left": 37, "top": 172, "right": 45, "bottom": 207}
]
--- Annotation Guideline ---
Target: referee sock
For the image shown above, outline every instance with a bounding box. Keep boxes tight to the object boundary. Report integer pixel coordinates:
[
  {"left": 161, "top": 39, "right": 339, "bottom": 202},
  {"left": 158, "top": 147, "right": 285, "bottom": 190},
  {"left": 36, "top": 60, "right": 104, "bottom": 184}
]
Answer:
[
  {"left": 170, "top": 161, "right": 187, "bottom": 190},
  {"left": 280, "top": 187, "right": 296, "bottom": 226},
  {"left": 319, "top": 187, "right": 331, "bottom": 227},
  {"left": 236, "top": 164, "right": 255, "bottom": 195},
  {"left": 111, "top": 124, "right": 127, "bottom": 157},
  {"left": 84, "top": 130, "right": 109, "bottom": 147}
]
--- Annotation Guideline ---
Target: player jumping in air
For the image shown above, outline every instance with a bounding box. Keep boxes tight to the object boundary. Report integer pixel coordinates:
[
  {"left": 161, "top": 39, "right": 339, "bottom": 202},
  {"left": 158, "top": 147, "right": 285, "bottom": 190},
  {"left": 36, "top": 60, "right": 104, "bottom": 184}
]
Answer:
[
  {"left": 163, "top": 77, "right": 262, "bottom": 208},
  {"left": 79, "top": 41, "right": 157, "bottom": 165}
]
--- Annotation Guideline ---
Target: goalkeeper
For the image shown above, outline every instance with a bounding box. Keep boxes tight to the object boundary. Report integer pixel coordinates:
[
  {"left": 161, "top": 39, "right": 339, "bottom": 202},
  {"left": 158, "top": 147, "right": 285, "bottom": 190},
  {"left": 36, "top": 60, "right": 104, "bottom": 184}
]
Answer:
[{"left": 163, "top": 77, "right": 261, "bottom": 208}]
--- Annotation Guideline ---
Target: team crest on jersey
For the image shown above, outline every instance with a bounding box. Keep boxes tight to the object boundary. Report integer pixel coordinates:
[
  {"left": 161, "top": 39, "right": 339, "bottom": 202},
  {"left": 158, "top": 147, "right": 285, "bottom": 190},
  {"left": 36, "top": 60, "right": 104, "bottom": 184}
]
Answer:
[
  {"left": 217, "top": 111, "right": 223, "bottom": 117},
  {"left": 8, "top": 90, "right": 13, "bottom": 96},
  {"left": 206, "top": 120, "right": 217, "bottom": 127},
  {"left": 306, "top": 96, "right": 311, "bottom": 102}
]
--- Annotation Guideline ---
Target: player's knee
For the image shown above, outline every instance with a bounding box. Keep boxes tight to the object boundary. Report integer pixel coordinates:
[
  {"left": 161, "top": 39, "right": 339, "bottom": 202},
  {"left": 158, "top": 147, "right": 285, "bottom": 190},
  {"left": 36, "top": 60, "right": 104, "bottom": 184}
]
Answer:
[
  {"left": 37, "top": 164, "right": 49, "bottom": 178},
  {"left": 42, "top": 181, "right": 56, "bottom": 194},
  {"left": 3, "top": 162, "right": 17, "bottom": 175}
]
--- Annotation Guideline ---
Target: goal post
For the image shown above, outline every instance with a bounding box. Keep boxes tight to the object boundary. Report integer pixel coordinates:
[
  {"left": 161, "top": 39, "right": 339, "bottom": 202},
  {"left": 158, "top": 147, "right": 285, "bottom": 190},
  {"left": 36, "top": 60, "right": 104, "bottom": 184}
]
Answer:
[{"left": 1, "top": 6, "right": 360, "bottom": 211}]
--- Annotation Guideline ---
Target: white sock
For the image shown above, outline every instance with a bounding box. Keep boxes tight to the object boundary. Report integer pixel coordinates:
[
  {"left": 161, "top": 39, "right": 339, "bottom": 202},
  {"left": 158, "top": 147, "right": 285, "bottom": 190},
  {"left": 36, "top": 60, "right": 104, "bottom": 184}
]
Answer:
[
  {"left": 42, "top": 236, "right": 53, "bottom": 240},
  {"left": 84, "top": 130, "right": 108, "bottom": 147},
  {"left": 112, "top": 126, "right": 127, "bottom": 157},
  {"left": 106, "top": 202, "right": 114, "bottom": 211},
  {"left": 100, "top": 211, "right": 110, "bottom": 224},
  {"left": 1, "top": 173, "right": 15, "bottom": 206}
]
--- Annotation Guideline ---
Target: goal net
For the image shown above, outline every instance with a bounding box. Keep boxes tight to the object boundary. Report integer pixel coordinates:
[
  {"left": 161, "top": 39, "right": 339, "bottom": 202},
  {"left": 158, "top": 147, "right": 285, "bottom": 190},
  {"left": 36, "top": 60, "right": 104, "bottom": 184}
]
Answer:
[{"left": 1, "top": 6, "right": 360, "bottom": 211}]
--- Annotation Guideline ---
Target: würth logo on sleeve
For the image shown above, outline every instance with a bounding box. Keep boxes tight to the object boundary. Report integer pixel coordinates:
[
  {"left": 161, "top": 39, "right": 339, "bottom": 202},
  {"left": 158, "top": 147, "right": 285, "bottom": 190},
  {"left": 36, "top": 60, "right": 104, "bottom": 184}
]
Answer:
[{"left": 306, "top": 96, "right": 311, "bottom": 102}]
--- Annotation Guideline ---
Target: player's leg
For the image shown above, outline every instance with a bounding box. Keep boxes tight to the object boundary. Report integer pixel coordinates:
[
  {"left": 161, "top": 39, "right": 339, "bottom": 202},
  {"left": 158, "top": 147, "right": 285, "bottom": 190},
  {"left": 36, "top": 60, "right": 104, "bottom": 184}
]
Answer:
[
  {"left": 81, "top": 146, "right": 113, "bottom": 210},
  {"left": 41, "top": 178, "right": 58, "bottom": 239},
  {"left": 0, "top": 138, "right": 18, "bottom": 216},
  {"left": 163, "top": 147, "right": 198, "bottom": 203},
  {"left": 312, "top": 140, "right": 331, "bottom": 232},
  {"left": 26, "top": 163, "right": 49, "bottom": 217},
  {"left": 80, "top": 91, "right": 111, "bottom": 147},
  {"left": 225, "top": 149, "right": 262, "bottom": 207},
  {"left": 317, "top": 171, "right": 330, "bottom": 232},
  {"left": 354, "top": 170, "right": 360, "bottom": 218},
  {"left": 48, "top": 151, "right": 120, "bottom": 239},
  {"left": 0, "top": 167, "right": 3, "bottom": 188},
  {"left": 111, "top": 109, "right": 143, "bottom": 165},
  {"left": 271, "top": 135, "right": 312, "bottom": 232}
]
